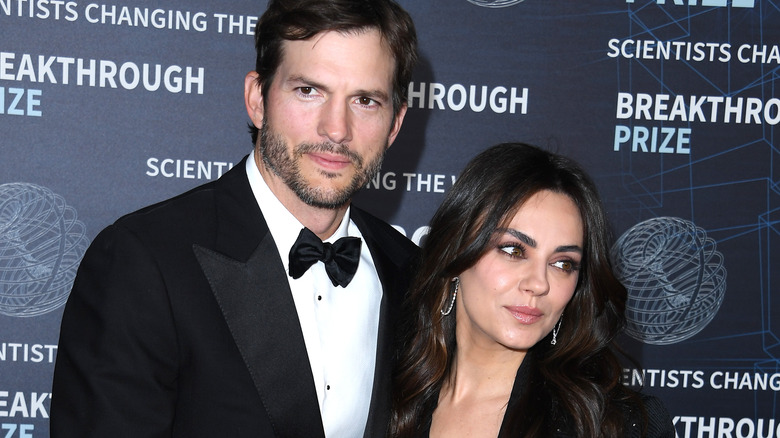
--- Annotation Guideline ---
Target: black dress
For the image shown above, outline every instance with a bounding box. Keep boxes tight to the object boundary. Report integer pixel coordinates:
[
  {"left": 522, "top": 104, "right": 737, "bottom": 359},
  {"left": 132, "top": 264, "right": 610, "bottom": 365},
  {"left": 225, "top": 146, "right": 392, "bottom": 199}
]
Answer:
[{"left": 416, "top": 353, "right": 676, "bottom": 438}]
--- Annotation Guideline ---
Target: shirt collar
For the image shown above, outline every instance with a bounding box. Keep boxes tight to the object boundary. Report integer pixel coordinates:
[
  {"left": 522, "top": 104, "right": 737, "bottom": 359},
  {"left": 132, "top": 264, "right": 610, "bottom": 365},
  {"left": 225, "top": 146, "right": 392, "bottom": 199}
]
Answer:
[{"left": 245, "top": 151, "right": 352, "bottom": 269}]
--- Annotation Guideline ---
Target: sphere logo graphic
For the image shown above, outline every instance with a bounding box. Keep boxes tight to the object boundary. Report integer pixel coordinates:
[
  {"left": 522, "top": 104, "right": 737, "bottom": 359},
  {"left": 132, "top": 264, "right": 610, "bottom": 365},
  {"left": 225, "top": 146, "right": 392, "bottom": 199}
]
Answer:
[
  {"left": 466, "top": 0, "right": 526, "bottom": 8},
  {"left": 0, "top": 183, "right": 89, "bottom": 317},
  {"left": 611, "top": 217, "right": 727, "bottom": 345}
]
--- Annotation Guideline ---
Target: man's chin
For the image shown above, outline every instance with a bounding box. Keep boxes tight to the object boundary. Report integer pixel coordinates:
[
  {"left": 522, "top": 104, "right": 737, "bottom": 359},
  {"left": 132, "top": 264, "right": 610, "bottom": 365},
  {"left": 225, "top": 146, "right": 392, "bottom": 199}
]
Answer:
[
  {"left": 309, "top": 176, "right": 357, "bottom": 194},
  {"left": 298, "top": 194, "right": 351, "bottom": 210},
  {"left": 294, "top": 183, "right": 355, "bottom": 210}
]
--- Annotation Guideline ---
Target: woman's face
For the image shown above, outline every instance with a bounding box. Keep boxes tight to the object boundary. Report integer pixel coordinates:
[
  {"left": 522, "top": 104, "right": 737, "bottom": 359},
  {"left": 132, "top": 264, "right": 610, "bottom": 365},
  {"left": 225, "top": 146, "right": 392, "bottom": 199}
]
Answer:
[{"left": 455, "top": 190, "right": 584, "bottom": 352}]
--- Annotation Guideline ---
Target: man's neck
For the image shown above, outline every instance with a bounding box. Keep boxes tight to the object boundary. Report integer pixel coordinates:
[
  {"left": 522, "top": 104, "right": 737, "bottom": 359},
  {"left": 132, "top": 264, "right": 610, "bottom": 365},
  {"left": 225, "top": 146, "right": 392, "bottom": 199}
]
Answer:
[{"left": 254, "top": 153, "right": 348, "bottom": 240}]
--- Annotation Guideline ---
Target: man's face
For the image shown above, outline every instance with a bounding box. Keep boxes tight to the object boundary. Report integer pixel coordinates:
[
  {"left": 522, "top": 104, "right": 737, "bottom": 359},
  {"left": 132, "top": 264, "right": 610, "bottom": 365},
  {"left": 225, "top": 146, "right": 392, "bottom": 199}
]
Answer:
[{"left": 252, "top": 29, "right": 406, "bottom": 209}]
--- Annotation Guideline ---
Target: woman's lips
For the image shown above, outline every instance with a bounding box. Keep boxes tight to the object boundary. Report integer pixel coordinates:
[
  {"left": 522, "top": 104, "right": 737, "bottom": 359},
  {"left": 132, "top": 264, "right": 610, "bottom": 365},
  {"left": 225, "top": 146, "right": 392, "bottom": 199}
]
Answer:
[{"left": 506, "top": 306, "right": 543, "bottom": 324}]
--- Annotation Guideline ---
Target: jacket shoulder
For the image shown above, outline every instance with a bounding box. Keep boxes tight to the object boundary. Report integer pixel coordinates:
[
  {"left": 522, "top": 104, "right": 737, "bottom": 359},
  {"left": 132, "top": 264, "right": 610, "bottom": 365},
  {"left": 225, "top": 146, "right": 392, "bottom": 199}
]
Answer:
[
  {"left": 350, "top": 206, "right": 418, "bottom": 261},
  {"left": 114, "top": 156, "right": 251, "bottom": 238}
]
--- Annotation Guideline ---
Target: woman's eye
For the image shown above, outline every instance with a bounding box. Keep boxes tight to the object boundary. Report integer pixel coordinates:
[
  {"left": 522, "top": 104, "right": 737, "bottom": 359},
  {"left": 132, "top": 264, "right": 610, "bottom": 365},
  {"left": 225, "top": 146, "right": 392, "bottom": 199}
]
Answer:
[
  {"left": 551, "top": 260, "right": 578, "bottom": 272},
  {"left": 500, "top": 246, "right": 523, "bottom": 257}
]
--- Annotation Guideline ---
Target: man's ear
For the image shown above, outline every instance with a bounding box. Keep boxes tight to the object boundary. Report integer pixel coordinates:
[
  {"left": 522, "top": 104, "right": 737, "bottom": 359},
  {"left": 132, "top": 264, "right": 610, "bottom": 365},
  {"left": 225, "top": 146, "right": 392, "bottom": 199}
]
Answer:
[
  {"left": 244, "top": 71, "right": 264, "bottom": 128},
  {"left": 386, "top": 103, "right": 408, "bottom": 148}
]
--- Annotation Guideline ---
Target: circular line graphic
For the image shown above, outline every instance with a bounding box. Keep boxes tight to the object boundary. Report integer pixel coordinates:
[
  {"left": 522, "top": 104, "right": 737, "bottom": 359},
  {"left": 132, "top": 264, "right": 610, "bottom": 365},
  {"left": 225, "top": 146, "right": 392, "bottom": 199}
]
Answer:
[
  {"left": 0, "top": 183, "right": 89, "bottom": 317},
  {"left": 611, "top": 217, "right": 727, "bottom": 345},
  {"left": 466, "top": 0, "right": 526, "bottom": 8}
]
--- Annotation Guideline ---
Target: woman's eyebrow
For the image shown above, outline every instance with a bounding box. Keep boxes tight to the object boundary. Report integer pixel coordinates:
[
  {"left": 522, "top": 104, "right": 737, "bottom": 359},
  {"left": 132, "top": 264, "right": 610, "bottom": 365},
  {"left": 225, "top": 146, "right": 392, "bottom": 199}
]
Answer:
[
  {"left": 498, "top": 228, "right": 536, "bottom": 248},
  {"left": 498, "top": 228, "right": 583, "bottom": 254}
]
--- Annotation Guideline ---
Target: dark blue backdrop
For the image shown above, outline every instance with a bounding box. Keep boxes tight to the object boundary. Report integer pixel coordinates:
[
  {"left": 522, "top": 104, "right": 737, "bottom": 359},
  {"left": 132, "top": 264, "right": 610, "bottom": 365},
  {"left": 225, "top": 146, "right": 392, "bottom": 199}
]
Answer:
[{"left": 2, "top": 0, "right": 778, "bottom": 435}]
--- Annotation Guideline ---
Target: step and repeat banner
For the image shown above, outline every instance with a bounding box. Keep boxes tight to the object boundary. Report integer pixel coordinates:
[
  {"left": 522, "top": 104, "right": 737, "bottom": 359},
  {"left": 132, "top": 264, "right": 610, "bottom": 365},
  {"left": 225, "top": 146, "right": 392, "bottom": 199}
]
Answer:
[{"left": 2, "top": 0, "right": 778, "bottom": 436}]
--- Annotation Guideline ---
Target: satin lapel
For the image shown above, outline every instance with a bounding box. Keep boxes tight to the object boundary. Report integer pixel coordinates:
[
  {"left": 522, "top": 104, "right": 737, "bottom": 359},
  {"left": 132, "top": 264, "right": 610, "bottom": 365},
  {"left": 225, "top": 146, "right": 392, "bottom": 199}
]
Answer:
[
  {"left": 362, "top": 245, "right": 399, "bottom": 438},
  {"left": 352, "top": 210, "right": 411, "bottom": 438},
  {"left": 193, "top": 236, "right": 325, "bottom": 438}
]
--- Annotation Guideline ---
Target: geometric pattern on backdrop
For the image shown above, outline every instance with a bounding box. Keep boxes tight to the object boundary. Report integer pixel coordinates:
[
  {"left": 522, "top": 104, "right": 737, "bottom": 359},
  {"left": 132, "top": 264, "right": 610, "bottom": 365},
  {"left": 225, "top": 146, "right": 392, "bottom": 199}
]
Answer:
[
  {"left": 612, "top": 216, "right": 727, "bottom": 345},
  {"left": 0, "top": 182, "right": 88, "bottom": 317}
]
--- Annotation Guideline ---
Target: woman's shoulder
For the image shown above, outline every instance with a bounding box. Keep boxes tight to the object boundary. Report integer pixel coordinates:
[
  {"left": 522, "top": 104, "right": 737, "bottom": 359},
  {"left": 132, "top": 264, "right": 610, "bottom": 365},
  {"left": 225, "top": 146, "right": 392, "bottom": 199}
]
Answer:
[
  {"left": 545, "top": 391, "right": 676, "bottom": 438},
  {"left": 626, "top": 392, "right": 676, "bottom": 438}
]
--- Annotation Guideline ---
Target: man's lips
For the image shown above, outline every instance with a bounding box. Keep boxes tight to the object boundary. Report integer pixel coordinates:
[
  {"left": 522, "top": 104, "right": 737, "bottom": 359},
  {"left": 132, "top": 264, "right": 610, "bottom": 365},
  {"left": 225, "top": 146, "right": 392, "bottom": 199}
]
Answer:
[
  {"left": 505, "top": 306, "right": 543, "bottom": 324},
  {"left": 307, "top": 152, "right": 352, "bottom": 170}
]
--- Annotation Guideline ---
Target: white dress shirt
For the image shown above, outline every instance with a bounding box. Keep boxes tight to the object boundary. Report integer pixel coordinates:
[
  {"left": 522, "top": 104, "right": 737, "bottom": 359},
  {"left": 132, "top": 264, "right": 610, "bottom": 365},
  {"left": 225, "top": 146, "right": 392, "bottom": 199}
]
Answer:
[{"left": 245, "top": 152, "right": 382, "bottom": 438}]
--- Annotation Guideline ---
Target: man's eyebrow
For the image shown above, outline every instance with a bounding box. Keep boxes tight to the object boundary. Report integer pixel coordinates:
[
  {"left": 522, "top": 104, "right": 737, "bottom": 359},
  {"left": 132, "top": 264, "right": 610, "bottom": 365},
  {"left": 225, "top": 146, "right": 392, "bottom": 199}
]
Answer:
[
  {"left": 355, "top": 88, "right": 390, "bottom": 103},
  {"left": 286, "top": 75, "right": 329, "bottom": 92}
]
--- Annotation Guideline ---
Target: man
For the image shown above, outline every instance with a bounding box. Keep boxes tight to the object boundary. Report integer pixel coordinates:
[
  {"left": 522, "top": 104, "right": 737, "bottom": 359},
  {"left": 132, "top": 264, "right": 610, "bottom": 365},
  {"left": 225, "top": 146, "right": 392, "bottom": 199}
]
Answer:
[{"left": 50, "top": 1, "right": 418, "bottom": 436}]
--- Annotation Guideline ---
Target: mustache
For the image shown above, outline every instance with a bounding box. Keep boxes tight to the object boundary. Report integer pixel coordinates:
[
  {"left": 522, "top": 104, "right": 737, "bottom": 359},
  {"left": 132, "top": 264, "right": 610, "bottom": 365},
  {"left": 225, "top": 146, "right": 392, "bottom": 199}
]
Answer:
[{"left": 294, "top": 142, "right": 364, "bottom": 168}]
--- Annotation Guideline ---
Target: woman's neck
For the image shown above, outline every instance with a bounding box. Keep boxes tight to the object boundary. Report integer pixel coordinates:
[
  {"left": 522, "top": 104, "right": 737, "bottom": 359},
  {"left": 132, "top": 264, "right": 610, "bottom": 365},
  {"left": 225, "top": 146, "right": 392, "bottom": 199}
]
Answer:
[
  {"left": 447, "top": 342, "right": 525, "bottom": 402},
  {"left": 430, "top": 345, "right": 526, "bottom": 438}
]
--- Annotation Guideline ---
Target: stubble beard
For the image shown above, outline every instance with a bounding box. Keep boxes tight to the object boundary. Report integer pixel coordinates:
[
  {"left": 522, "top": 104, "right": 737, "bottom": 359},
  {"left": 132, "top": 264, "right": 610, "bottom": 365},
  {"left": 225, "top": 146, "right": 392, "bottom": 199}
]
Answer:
[{"left": 258, "top": 118, "right": 386, "bottom": 210}]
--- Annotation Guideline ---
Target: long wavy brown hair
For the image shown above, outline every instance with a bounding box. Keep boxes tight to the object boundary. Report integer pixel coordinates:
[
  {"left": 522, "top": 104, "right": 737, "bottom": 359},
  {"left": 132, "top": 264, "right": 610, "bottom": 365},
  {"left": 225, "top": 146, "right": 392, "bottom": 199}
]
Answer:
[{"left": 391, "top": 143, "right": 643, "bottom": 437}]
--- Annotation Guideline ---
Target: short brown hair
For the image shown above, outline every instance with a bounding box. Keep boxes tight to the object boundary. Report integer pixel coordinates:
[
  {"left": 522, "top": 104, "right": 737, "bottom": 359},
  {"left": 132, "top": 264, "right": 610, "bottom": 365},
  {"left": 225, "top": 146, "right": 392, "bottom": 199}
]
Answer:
[{"left": 249, "top": 0, "right": 418, "bottom": 144}]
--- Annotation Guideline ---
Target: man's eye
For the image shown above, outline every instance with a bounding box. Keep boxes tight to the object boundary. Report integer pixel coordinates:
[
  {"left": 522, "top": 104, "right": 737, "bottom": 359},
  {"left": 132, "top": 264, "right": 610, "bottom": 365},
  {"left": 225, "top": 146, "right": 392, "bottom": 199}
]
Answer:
[
  {"left": 299, "top": 87, "right": 314, "bottom": 95},
  {"left": 357, "top": 97, "right": 375, "bottom": 106}
]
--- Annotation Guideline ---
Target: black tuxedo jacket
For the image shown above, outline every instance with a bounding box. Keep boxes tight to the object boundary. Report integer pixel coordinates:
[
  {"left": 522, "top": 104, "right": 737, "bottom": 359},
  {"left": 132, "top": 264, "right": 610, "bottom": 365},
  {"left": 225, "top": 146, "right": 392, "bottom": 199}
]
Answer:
[{"left": 50, "top": 156, "right": 418, "bottom": 437}]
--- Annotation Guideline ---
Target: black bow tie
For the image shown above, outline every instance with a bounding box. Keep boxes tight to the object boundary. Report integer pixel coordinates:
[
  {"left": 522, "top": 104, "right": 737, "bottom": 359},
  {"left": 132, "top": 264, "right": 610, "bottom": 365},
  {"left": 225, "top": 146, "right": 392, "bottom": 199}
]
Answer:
[{"left": 288, "top": 227, "right": 362, "bottom": 287}]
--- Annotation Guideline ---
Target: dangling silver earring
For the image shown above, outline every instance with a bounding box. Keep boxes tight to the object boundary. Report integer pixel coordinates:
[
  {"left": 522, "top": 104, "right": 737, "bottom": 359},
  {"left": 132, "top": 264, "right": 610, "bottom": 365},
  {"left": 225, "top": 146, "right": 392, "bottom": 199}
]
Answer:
[
  {"left": 440, "top": 277, "right": 459, "bottom": 316},
  {"left": 551, "top": 314, "right": 563, "bottom": 345}
]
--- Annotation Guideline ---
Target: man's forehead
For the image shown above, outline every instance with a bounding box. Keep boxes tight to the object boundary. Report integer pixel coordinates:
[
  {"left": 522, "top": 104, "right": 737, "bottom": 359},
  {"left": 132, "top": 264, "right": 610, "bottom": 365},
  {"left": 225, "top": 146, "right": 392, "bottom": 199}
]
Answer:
[
  {"left": 276, "top": 29, "right": 395, "bottom": 87},
  {"left": 280, "top": 29, "right": 393, "bottom": 64}
]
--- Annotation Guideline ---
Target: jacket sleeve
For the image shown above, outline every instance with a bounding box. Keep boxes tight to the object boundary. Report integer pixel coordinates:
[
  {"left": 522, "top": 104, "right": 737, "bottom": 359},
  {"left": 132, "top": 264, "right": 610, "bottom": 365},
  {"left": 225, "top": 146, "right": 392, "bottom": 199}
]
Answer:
[{"left": 50, "top": 224, "right": 179, "bottom": 438}]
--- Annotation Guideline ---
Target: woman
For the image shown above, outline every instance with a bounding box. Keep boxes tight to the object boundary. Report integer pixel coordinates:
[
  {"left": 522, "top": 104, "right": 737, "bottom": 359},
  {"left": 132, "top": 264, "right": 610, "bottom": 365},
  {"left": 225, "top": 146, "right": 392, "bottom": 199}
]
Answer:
[{"left": 391, "top": 143, "right": 674, "bottom": 437}]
